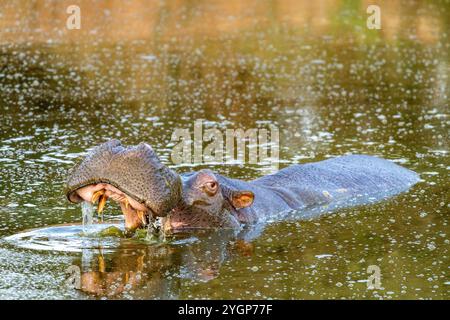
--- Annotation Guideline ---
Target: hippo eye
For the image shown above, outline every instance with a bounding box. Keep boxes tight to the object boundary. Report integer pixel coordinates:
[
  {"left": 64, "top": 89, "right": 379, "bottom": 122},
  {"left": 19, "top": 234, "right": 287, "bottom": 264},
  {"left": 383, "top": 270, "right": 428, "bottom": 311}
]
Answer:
[{"left": 203, "top": 181, "right": 218, "bottom": 196}]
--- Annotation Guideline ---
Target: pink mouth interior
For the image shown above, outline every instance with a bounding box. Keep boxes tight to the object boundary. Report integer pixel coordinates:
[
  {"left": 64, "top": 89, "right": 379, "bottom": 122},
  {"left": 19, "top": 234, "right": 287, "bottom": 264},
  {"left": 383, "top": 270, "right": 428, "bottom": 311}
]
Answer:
[{"left": 73, "top": 183, "right": 149, "bottom": 230}]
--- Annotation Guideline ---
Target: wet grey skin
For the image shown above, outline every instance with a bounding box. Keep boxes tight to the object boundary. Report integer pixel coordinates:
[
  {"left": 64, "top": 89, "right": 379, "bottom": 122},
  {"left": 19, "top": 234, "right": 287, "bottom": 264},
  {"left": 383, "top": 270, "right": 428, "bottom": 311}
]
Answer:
[
  {"left": 66, "top": 141, "right": 420, "bottom": 234},
  {"left": 162, "top": 155, "right": 420, "bottom": 233},
  {"left": 65, "top": 139, "right": 182, "bottom": 230}
]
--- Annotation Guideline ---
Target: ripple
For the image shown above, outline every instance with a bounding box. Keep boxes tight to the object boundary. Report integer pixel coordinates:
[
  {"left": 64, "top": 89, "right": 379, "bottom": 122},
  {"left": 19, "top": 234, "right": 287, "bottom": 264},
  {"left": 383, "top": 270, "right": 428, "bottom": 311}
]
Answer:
[{"left": 4, "top": 223, "right": 125, "bottom": 253}]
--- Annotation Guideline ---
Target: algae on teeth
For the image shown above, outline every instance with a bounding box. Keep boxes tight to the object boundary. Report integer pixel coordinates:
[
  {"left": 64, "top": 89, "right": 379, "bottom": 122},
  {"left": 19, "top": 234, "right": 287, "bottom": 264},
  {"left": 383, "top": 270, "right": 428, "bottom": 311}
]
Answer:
[
  {"left": 95, "top": 226, "right": 125, "bottom": 238},
  {"left": 133, "top": 228, "right": 148, "bottom": 239}
]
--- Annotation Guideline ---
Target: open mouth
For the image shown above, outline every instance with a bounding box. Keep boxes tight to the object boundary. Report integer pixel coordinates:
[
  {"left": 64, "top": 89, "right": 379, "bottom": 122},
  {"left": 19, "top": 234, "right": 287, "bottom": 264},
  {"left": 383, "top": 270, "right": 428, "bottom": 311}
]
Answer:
[
  {"left": 64, "top": 140, "right": 183, "bottom": 231},
  {"left": 68, "top": 183, "right": 151, "bottom": 231}
]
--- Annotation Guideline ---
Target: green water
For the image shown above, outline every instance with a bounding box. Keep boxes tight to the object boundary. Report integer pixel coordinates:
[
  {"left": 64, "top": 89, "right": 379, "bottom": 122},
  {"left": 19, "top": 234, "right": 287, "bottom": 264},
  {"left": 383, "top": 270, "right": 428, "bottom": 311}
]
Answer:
[{"left": 0, "top": 0, "right": 448, "bottom": 299}]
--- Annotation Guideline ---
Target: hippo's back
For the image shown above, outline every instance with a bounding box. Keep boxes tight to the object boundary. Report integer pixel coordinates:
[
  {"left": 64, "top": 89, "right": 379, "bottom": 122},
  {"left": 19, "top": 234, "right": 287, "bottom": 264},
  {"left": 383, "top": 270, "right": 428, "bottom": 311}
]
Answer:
[
  {"left": 307, "top": 155, "right": 420, "bottom": 188},
  {"left": 254, "top": 155, "right": 419, "bottom": 208}
]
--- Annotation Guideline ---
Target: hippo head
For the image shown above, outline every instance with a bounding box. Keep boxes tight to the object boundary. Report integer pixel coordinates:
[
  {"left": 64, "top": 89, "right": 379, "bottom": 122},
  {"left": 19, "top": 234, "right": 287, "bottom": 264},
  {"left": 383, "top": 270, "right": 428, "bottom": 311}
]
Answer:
[
  {"left": 65, "top": 140, "right": 182, "bottom": 231},
  {"left": 162, "top": 169, "right": 255, "bottom": 232}
]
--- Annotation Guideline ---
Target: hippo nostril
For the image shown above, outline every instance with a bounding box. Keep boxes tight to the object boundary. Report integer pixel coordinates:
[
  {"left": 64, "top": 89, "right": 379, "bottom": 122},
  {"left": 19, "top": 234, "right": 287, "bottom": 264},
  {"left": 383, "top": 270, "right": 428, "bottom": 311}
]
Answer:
[
  {"left": 183, "top": 196, "right": 194, "bottom": 206},
  {"left": 183, "top": 195, "right": 209, "bottom": 207}
]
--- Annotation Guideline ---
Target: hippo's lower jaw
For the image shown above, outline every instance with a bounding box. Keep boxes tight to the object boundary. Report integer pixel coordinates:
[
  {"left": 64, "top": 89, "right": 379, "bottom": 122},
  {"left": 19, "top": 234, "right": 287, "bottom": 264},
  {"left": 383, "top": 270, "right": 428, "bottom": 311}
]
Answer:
[{"left": 70, "top": 183, "right": 151, "bottom": 231}]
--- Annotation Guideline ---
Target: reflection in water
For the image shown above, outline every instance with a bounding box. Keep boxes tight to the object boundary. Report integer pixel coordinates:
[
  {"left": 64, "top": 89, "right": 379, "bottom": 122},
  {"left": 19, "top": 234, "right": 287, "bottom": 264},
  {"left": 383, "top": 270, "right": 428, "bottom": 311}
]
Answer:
[
  {"left": 75, "top": 230, "right": 243, "bottom": 299},
  {"left": 78, "top": 246, "right": 178, "bottom": 298},
  {"left": 0, "top": 0, "right": 448, "bottom": 299}
]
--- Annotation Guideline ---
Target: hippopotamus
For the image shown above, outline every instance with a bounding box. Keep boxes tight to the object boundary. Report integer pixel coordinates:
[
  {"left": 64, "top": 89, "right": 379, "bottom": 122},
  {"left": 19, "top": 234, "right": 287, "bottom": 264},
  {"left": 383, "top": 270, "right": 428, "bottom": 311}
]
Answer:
[{"left": 65, "top": 140, "right": 420, "bottom": 235}]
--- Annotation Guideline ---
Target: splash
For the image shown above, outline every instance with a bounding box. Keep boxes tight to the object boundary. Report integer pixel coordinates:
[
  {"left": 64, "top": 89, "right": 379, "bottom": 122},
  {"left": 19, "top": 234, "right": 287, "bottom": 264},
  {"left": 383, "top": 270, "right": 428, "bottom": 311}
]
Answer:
[
  {"left": 3, "top": 223, "right": 125, "bottom": 253},
  {"left": 81, "top": 201, "right": 94, "bottom": 233}
]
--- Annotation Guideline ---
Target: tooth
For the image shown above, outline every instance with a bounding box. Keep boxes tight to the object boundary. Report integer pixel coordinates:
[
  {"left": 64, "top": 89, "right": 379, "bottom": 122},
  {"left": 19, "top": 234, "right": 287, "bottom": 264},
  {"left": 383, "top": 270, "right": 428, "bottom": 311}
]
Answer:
[
  {"left": 124, "top": 198, "right": 129, "bottom": 210},
  {"left": 97, "top": 194, "right": 107, "bottom": 214},
  {"left": 137, "top": 210, "right": 147, "bottom": 226},
  {"left": 92, "top": 190, "right": 105, "bottom": 204}
]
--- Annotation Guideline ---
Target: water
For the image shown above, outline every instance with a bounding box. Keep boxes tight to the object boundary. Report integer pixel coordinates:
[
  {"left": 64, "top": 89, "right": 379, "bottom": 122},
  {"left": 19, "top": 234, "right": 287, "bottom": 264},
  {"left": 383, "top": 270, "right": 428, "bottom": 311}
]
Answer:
[
  {"left": 4, "top": 223, "right": 123, "bottom": 253},
  {"left": 0, "top": 0, "right": 448, "bottom": 299},
  {"left": 81, "top": 202, "right": 94, "bottom": 233}
]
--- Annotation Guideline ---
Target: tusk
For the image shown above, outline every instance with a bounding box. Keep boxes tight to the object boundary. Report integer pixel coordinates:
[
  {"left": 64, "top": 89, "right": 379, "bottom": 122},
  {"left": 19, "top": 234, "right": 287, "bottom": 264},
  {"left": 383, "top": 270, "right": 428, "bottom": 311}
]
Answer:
[
  {"left": 97, "top": 194, "right": 107, "bottom": 214},
  {"left": 137, "top": 210, "right": 147, "bottom": 226},
  {"left": 124, "top": 198, "right": 129, "bottom": 210},
  {"left": 92, "top": 189, "right": 105, "bottom": 204}
]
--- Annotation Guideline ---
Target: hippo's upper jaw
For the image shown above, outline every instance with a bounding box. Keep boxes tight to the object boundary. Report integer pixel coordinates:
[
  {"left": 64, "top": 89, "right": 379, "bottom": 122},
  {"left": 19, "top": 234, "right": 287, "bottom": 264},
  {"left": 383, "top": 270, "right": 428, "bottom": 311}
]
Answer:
[{"left": 65, "top": 140, "right": 182, "bottom": 231}]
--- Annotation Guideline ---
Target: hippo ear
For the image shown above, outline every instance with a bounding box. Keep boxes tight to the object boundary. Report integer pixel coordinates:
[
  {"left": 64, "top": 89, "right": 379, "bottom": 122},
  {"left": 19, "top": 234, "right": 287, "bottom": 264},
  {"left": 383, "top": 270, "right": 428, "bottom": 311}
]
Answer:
[{"left": 230, "top": 191, "right": 254, "bottom": 209}]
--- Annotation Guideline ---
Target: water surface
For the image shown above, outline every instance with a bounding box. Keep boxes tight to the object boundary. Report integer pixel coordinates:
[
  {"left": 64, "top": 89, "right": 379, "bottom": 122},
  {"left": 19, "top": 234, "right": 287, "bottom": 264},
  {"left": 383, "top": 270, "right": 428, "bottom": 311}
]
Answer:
[{"left": 0, "top": 0, "right": 448, "bottom": 299}]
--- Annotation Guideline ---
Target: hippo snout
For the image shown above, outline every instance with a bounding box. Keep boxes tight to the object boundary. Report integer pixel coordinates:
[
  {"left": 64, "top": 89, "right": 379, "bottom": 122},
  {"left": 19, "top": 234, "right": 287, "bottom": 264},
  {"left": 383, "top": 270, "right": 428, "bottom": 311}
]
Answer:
[{"left": 65, "top": 140, "right": 182, "bottom": 231}]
